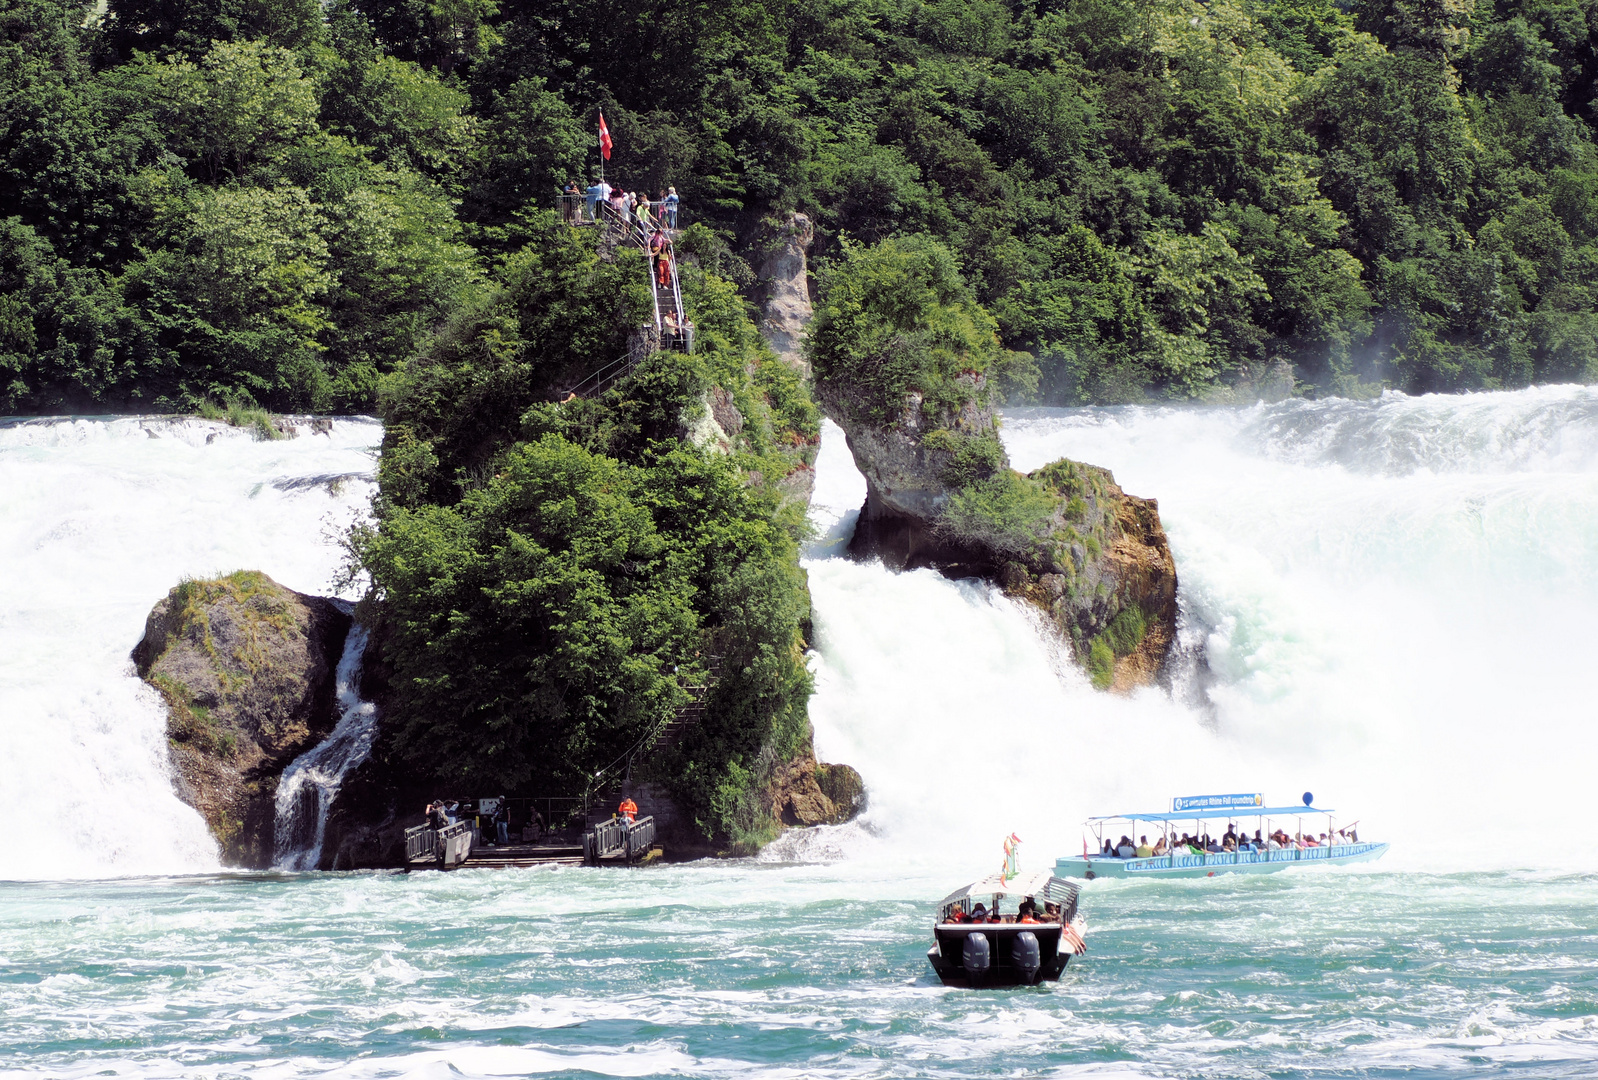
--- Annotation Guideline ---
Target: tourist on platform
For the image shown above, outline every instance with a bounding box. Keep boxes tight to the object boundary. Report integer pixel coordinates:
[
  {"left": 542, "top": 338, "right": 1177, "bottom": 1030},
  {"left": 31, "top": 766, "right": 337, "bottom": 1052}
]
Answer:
[
  {"left": 562, "top": 180, "right": 581, "bottom": 223},
  {"left": 619, "top": 796, "right": 639, "bottom": 823},
  {"left": 584, "top": 181, "right": 603, "bottom": 222},
  {"left": 495, "top": 799, "right": 510, "bottom": 846},
  {"left": 664, "top": 186, "right": 679, "bottom": 228},
  {"left": 636, "top": 197, "right": 652, "bottom": 230},
  {"left": 426, "top": 801, "right": 447, "bottom": 830},
  {"left": 656, "top": 244, "right": 672, "bottom": 288}
]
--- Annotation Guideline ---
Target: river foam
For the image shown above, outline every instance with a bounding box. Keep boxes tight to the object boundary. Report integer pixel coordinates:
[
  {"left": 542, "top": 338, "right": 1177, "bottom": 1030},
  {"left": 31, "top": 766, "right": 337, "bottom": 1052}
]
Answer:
[{"left": 0, "top": 416, "right": 379, "bottom": 880}]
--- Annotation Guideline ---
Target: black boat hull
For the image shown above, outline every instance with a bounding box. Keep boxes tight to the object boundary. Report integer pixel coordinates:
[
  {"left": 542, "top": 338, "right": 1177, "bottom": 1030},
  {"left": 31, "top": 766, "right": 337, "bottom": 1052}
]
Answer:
[{"left": 926, "top": 924, "right": 1076, "bottom": 987}]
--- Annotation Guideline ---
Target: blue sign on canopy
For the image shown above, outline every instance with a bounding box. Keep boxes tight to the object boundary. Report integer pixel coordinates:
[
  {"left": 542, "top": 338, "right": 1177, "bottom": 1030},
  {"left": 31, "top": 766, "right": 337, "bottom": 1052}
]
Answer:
[{"left": 1172, "top": 793, "right": 1263, "bottom": 812}]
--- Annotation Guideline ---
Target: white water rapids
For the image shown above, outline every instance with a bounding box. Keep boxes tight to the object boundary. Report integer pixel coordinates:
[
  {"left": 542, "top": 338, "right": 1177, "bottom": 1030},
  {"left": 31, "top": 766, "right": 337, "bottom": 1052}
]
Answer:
[
  {"left": 2, "top": 387, "right": 1596, "bottom": 880},
  {"left": 0, "top": 416, "right": 378, "bottom": 880},
  {"left": 800, "top": 386, "right": 1598, "bottom": 875}
]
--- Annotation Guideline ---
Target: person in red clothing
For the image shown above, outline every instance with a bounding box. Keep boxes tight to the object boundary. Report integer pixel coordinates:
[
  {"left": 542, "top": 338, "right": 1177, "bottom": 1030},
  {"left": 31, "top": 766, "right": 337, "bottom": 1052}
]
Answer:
[
  {"left": 650, "top": 230, "right": 672, "bottom": 286},
  {"left": 618, "top": 797, "right": 639, "bottom": 823}
]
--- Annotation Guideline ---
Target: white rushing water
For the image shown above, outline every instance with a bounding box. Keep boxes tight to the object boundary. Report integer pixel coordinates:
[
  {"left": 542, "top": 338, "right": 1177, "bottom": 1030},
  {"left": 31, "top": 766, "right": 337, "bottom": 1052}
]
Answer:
[
  {"left": 0, "top": 416, "right": 379, "bottom": 880},
  {"left": 802, "top": 386, "right": 1598, "bottom": 876},
  {"left": 4, "top": 387, "right": 1597, "bottom": 882},
  {"left": 273, "top": 624, "right": 379, "bottom": 870}
]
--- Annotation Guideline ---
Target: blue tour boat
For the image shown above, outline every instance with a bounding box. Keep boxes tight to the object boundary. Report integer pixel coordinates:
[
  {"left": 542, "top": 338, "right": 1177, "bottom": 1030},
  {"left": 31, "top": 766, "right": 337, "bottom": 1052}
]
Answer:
[{"left": 1054, "top": 792, "right": 1389, "bottom": 880}]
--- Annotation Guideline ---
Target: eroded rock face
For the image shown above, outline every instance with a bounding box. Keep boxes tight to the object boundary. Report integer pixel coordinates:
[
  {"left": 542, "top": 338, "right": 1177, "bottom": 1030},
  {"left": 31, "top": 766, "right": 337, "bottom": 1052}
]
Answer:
[
  {"left": 762, "top": 748, "right": 866, "bottom": 829},
  {"left": 756, "top": 212, "right": 815, "bottom": 376},
  {"left": 824, "top": 377, "right": 1177, "bottom": 690},
  {"left": 133, "top": 572, "right": 350, "bottom": 866}
]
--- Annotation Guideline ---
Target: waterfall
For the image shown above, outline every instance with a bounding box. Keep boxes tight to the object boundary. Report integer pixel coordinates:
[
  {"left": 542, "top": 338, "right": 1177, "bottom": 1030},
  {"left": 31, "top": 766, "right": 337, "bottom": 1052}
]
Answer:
[
  {"left": 272, "top": 626, "right": 378, "bottom": 870},
  {"left": 801, "top": 386, "right": 1598, "bottom": 874},
  {"left": 0, "top": 415, "right": 378, "bottom": 880}
]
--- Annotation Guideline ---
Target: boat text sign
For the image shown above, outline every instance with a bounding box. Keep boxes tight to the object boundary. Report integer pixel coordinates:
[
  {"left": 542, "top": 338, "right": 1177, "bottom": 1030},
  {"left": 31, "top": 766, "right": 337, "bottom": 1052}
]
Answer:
[{"left": 1172, "top": 793, "right": 1263, "bottom": 812}]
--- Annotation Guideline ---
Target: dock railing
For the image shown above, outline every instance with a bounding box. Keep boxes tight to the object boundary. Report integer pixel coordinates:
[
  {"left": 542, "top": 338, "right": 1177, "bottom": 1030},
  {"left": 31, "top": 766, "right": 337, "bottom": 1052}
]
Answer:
[
  {"left": 405, "top": 820, "right": 474, "bottom": 867},
  {"left": 404, "top": 824, "right": 435, "bottom": 863},
  {"left": 584, "top": 815, "right": 655, "bottom": 864},
  {"left": 625, "top": 816, "right": 656, "bottom": 861}
]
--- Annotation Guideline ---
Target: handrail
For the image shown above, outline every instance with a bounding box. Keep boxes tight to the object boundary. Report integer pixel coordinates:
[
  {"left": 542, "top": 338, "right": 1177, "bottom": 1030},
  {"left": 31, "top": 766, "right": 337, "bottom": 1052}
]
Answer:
[
  {"left": 585, "top": 815, "right": 656, "bottom": 863},
  {"left": 406, "top": 819, "right": 474, "bottom": 865},
  {"left": 625, "top": 815, "right": 656, "bottom": 861},
  {"left": 405, "top": 824, "right": 436, "bottom": 863},
  {"left": 1118, "top": 840, "right": 1382, "bottom": 874}
]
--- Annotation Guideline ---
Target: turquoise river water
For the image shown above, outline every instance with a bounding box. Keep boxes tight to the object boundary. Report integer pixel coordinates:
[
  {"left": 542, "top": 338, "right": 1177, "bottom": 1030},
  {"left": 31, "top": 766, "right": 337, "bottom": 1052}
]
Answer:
[{"left": 3, "top": 388, "right": 1597, "bottom": 1077}]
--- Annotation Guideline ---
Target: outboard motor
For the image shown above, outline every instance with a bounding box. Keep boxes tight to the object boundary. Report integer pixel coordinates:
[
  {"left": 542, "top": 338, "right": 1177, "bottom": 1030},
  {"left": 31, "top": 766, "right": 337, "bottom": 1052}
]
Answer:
[
  {"left": 961, "top": 932, "right": 991, "bottom": 976},
  {"left": 1011, "top": 931, "right": 1041, "bottom": 983}
]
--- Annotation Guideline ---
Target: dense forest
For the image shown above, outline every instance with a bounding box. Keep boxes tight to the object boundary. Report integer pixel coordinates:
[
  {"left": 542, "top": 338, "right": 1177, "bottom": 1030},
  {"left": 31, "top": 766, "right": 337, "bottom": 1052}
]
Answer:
[
  {"left": 8, "top": 0, "right": 1598, "bottom": 844},
  {"left": 5, "top": 0, "right": 1598, "bottom": 412}
]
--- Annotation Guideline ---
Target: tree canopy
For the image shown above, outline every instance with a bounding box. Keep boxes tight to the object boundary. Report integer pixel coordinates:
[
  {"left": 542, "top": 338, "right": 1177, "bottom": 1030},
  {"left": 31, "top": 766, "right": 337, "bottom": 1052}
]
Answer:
[{"left": 6, "top": 0, "right": 1598, "bottom": 409}]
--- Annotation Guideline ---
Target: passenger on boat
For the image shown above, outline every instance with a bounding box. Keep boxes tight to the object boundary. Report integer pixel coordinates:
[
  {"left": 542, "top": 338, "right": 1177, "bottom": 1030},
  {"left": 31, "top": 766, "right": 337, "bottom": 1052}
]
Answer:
[
  {"left": 1017, "top": 896, "right": 1038, "bottom": 920},
  {"left": 1223, "top": 824, "right": 1239, "bottom": 846},
  {"left": 1044, "top": 901, "right": 1061, "bottom": 920},
  {"left": 1135, "top": 836, "right": 1154, "bottom": 857},
  {"left": 1254, "top": 829, "right": 1265, "bottom": 848},
  {"left": 1117, "top": 835, "right": 1135, "bottom": 858},
  {"left": 969, "top": 902, "right": 988, "bottom": 922},
  {"left": 1153, "top": 836, "right": 1168, "bottom": 856},
  {"left": 1205, "top": 837, "right": 1223, "bottom": 853},
  {"left": 1221, "top": 836, "right": 1237, "bottom": 852},
  {"left": 1102, "top": 838, "right": 1115, "bottom": 856},
  {"left": 987, "top": 906, "right": 1003, "bottom": 924}
]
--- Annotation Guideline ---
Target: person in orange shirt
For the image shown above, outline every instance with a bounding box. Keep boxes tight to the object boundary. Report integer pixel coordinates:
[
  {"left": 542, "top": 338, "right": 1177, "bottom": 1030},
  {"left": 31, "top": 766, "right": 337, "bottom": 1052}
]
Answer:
[{"left": 618, "top": 797, "right": 638, "bottom": 823}]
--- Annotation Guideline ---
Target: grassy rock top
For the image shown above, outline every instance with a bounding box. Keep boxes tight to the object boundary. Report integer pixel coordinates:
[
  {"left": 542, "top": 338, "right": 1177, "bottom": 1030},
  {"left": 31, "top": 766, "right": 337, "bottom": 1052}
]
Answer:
[{"left": 134, "top": 571, "right": 350, "bottom": 866}]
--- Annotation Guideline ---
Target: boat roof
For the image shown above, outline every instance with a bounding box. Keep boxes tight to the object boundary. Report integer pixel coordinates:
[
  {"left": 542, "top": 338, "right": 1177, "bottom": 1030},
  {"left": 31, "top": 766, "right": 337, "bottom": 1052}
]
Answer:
[
  {"left": 937, "top": 870, "right": 1076, "bottom": 908},
  {"left": 1089, "top": 804, "right": 1336, "bottom": 823}
]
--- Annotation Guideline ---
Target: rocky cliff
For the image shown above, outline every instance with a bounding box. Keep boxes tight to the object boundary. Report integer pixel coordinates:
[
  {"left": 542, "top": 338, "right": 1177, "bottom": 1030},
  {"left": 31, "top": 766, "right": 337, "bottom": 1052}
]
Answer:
[
  {"left": 133, "top": 572, "right": 351, "bottom": 866},
  {"left": 821, "top": 375, "right": 1176, "bottom": 691},
  {"left": 755, "top": 212, "right": 815, "bottom": 376}
]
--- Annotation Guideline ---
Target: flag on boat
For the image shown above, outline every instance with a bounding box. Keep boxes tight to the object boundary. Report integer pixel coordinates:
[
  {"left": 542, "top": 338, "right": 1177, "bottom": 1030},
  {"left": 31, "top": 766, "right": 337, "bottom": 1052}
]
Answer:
[
  {"left": 598, "top": 112, "right": 613, "bottom": 160},
  {"left": 1002, "top": 834, "right": 1022, "bottom": 880}
]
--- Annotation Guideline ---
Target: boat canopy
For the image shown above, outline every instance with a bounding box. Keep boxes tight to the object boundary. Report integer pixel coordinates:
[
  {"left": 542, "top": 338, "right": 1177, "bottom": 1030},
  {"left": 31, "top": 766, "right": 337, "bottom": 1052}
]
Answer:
[
  {"left": 936, "top": 870, "right": 1077, "bottom": 909},
  {"left": 1088, "top": 804, "right": 1336, "bottom": 823}
]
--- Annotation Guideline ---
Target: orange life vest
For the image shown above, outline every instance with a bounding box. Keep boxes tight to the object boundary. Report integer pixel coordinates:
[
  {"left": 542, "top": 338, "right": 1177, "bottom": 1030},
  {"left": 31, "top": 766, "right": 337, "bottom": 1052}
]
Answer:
[{"left": 618, "top": 798, "right": 639, "bottom": 822}]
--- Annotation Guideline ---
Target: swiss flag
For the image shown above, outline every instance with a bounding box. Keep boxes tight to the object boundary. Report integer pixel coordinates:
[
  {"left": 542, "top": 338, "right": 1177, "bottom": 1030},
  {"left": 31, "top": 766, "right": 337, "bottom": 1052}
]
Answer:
[{"left": 598, "top": 112, "right": 612, "bottom": 160}]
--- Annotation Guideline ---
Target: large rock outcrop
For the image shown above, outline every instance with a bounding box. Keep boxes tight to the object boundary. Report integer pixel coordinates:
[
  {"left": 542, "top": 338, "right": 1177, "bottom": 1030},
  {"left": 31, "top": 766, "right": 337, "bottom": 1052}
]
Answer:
[
  {"left": 822, "top": 375, "right": 1177, "bottom": 691},
  {"left": 133, "top": 572, "right": 350, "bottom": 866},
  {"left": 755, "top": 212, "right": 815, "bottom": 376},
  {"left": 762, "top": 749, "right": 866, "bottom": 828}
]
